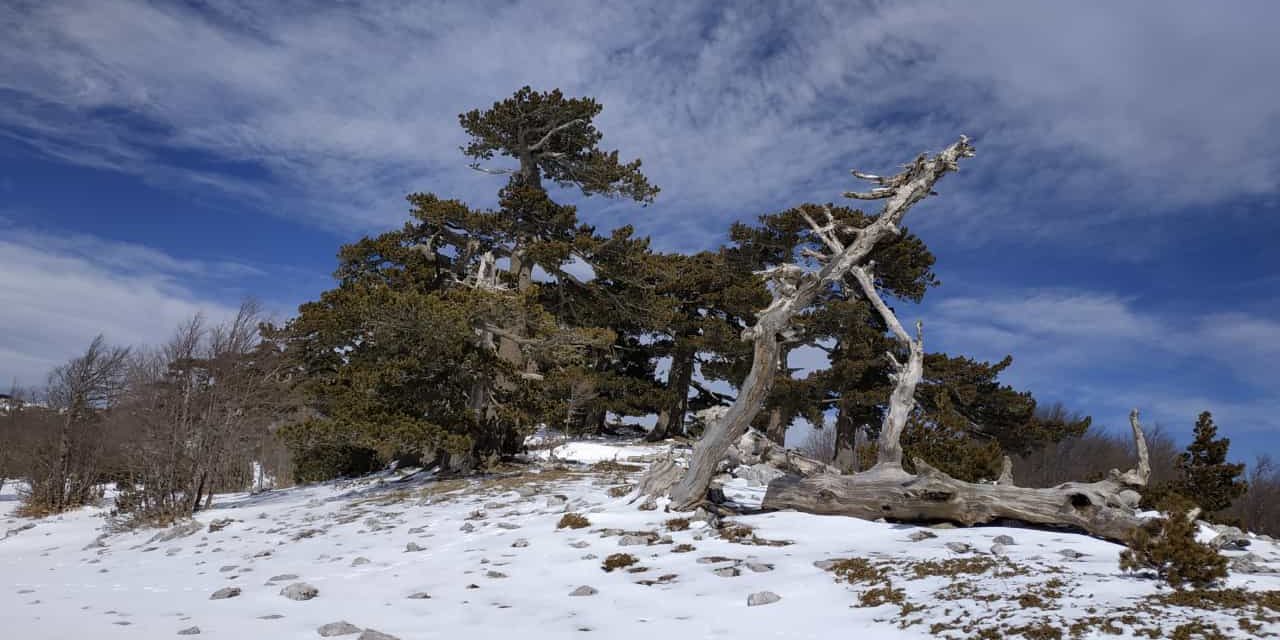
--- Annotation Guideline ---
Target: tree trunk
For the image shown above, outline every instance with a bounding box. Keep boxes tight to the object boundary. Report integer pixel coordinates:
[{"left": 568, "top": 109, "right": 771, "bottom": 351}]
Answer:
[
  {"left": 667, "top": 332, "right": 781, "bottom": 509},
  {"left": 764, "top": 345, "right": 792, "bottom": 446},
  {"left": 648, "top": 344, "right": 695, "bottom": 441},
  {"left": 646, "top": 136, "right": 976, "bottom": 511},
  {"left": 833, "top": 403, "right": 859, "bottom": 473}
]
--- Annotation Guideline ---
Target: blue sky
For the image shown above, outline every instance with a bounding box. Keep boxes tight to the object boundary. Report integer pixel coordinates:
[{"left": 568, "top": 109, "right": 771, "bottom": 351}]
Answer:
[{"left": 2, "top": 1, "right": 1278, "bottom": 460}]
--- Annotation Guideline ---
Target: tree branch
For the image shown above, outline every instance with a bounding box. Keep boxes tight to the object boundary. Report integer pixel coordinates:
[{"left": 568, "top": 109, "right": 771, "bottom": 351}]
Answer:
[{"left": 528, "top": 119, "right": 587, "bottom": 152}]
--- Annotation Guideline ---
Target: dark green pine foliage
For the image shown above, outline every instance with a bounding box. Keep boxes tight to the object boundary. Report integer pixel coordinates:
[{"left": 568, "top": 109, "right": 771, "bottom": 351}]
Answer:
[
  {"left": 270, "top": 195, "right": 602, "bottom": 478},
  {"left": 274, "top": 87, "right": 661, "bottom": 478},
  {"left": 460, "top": 87, "right": 663, "bottom": 433},
  {"left": 644, "top": 250, "right": 769, "bottom": 441},
  {"left": 907, "top": 354, "right": 1090, "bottom": 481},
  {"left": 1175, "top": 412, "right": 1248, "bottom": 515}
]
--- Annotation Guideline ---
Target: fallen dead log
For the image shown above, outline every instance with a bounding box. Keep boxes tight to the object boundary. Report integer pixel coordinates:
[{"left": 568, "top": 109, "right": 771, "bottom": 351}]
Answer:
[{"left": 763, "top": 411, "right": 1152, "bottom": 543}]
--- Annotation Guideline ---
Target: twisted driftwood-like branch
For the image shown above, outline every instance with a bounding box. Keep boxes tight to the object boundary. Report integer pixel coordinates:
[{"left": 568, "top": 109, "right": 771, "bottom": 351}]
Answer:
[{"left": 644, "top": 136, "right": 975, "bottom": 511}]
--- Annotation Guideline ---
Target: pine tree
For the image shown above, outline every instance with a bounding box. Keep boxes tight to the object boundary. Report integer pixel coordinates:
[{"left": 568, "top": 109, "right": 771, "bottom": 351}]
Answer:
[{"left": 1174, "top": 411, "right": 1247, "bottom": 514}]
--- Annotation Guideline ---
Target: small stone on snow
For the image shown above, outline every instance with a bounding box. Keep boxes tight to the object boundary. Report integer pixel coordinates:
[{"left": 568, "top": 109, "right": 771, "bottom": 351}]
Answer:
[
  {"left": 317, "top": 621, "right": 361, "bottom": 637},
  {"left": 280, "top": 582, "right": 319, "bottom": 601},
  {"left": 747, "top": 591, "right": 781, "bottom": 606}
]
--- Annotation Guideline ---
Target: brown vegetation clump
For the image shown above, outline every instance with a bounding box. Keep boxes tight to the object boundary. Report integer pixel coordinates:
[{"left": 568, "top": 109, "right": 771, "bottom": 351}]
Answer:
[
  {"left": 664, "top": 518, "right": 690, "bottom": 531},
  {"left": 601, "top": 553, "right": 638, "bottom": 572},
  {"left": 829, "top": 558, "right": 890, "bottom": 584},
  {"left": 1119, "top": 500, "right": 1227, "bottom": 589},
  {"left": 557, "top": 513, "right": 590, "bottom": 529}
]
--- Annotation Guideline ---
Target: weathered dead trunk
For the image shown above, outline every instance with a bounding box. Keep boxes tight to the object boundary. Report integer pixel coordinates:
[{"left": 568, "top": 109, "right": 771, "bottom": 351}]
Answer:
[
  {"left": 763, "top": 412, "right": 1152, "bottom": 542},
  {"left": 667, "top": 331, "right": 782, "bottom": 509},
  {"left": 648, "top": 136, "right": 976, "bottom": 511}
]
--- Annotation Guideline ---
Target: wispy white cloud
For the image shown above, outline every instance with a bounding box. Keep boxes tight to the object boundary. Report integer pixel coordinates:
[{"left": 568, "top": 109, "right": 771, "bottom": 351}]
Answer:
[
  {"left": 0, "top": 225, "right": 249, "bottom": 387},
  {"left": 1, "top": 1, "right": 1276, "bottom": 244},
  {"left": 919, "top": 289, "right": 1280, "bottom": 438}
]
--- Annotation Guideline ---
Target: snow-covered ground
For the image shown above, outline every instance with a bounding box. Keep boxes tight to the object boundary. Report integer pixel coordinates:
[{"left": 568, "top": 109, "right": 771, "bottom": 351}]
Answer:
[{"left": 3, "top": 442, "right": 1279, "bottom": 639}]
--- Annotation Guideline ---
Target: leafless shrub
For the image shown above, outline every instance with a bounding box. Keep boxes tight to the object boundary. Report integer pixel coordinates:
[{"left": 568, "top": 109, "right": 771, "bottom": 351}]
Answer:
[
  {"left": 19, "top": 336, "right": 129, "bottom": 516},
  {"left": 1012, "top": 423, "right": 1179, "bottom": 488},
  {"left": 798, "top": 425, "right": 837, "bottom": 463},
  {"left": 112, "top": 301, "right": 292, "bottom": 528}
]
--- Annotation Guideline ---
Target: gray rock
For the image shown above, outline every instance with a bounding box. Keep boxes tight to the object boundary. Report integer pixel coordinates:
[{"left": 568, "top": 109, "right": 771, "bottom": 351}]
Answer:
[
  {"left": 485, "top": 570, "right": 507, "bottom": 579},
  {"left": 569, "top": 585, "right": 598, "bottom": 596},
  {"left": 280, "top": 582, "right": 319, "bottom": 601},
  {"left": 739, "top": 463, "right": 785, "bottom": 488},
  {"left": 569, "top": 541, "right": 590, "bottom": 549},
  {"left": 618, "top": 535, "right": 651, "bottom": 546},
  {"left": 812, "top": 559, "right": 842, "bottom": 570},
  {"left": 908, "top": 530, "right": 937, "bottom": 542},
  {"left": 317, "top": 621, "right": 361, "bottom": 637},
  {"left": 209, "top": 587, "right": 241, "bottom": 600},
  {"left": 404, "top": 542, "right": 425, "bottom": 553},
  {"left": 1230, "top": 553, "right": 1268, "bottom": 574},
  {"left": 406, "top": 526, "right": 426, "bottom": 534},
  {"left": 4, "top": 522, "right": 36, "bottom": 539},
  {"left": 268, "top": 574, "right": 299, "bottom": 582},
  {"left": 515, "top": 485, "right": 538, "bottom": 498},
  {"left": 638, "top": 498, "right": 658, "bottom": 511},
  {"left": 219, "top": 565, "right": 238, "bottom": 573},
  {"left": 1058, "top": 548, "right": 1087, "bottom": 559},
  {"left": 713, "top": 566, "right": 741, "bottom": 577},
  {"left": 1212, "top": 532, "right": 1252, "bottom": 551},
  {"left": 545, "top": 495, "right": 569, "bottom": 510},
  {"left": 177, "top": 626, "right": 201, "bottom": 635},
  {"left": 929, "top": 522, "right": 957, "bottom": 530},
  {"left": 258, "top": 614, "right": 285, "bottom": 620},
  {"left": 747, "top": 591, "right": 781, "bottom": 607},
  {"left": 496, "top": 522, "right": 521, "bottom": 530},
  {"left": 945, "top": 542, "right": 974, "bottom": 554},
  {"left": 989, "top": 543, "right": 1009, "bottom": 555},
  {"left": 357, "top": 630, "right": 400, "bottom": 640},
  {"left": 155, "top": 521, "right": 201, "bottom": 542},
  {"left": 351, "top": 557, "right": 371, "bottom": 567},
  {"left": 746, "top": 562, "right": 774, "bottom": 573},
  {"left": 459, "top": 523, "right": 475, "bottom": 533},
  {"left": 992, "top": 535, "right": 1016, "bottom": 545},
  {"left": 510, "top": 538, "right": 529, "bottom": 548},
  {"left": 207, "top": 518, "right": 234, "bottom": 533},
  {"left": 406, "top": 592, "right": 431, "bottom": 599}
]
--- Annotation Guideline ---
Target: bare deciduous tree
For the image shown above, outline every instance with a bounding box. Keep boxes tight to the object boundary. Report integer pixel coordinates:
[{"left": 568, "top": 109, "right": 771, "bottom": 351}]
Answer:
[
  {"left": 114, "top": 301, "right": 290, "bottom": 526},
  {"left": 20, "top": 336, "right": 129, "bottom": 515}
]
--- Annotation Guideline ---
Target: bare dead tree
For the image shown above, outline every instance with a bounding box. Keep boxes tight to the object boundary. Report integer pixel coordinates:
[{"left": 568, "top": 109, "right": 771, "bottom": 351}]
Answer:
[
  {"left": 643, "top": 137, "right": 977, "bottom": 510},
  {"left": 636, "top": 136, "right": 1154, "bottom": 541},
  {"left": 761, "top": 252, "right": 1152, "bottom": 541}
]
